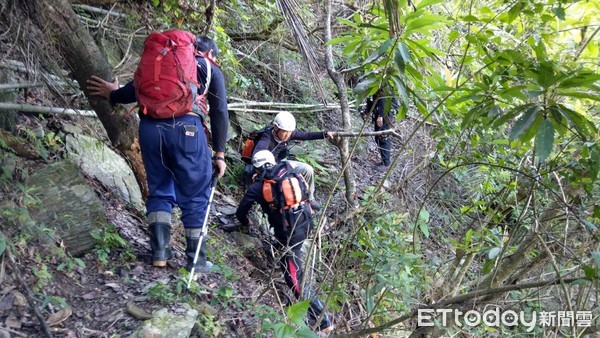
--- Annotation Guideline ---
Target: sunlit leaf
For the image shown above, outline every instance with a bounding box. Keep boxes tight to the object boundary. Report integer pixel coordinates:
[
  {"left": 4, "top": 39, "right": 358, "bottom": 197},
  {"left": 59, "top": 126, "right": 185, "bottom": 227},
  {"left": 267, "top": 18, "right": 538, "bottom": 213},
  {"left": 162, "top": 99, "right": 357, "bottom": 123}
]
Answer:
[
  {"left": 535, "top": 118, "right": 554, "bottom": 161},
  {"left": 488, "top": 247, "right": 501, "bottom": 259},
  {"left": 354, "top": 78, "right": 378, "bottom": 94},
  {"left": 405, "top": 14, "right": 447, "bottom": 34},
  {"left": 286, "top": 300, "right": 310, "bottom": 326},
  {"left": 507, "top": 3, "right": 521, "bottom": 23},
  {"left": 556, "top": 90, "right": 600, "bottom": 102},
  {"left": 557, "top": 71, "right": 600, "bottom": 89},
  {"left": 416, "top": 0, "right": 445, "bottom": 10}
]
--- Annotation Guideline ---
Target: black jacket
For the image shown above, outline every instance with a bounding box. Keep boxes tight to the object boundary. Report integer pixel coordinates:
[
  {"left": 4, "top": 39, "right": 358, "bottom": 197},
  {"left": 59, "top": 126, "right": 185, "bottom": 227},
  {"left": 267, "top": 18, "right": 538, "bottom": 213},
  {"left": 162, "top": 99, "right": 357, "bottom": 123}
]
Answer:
[
  {"left": 253, "top": 129, "right": 325, "bottom": 162},
  {"left": 236, "top": 179, "right": 283, "bottom": 229},
  {"left": 109, "top": 56, "right": 229, "bottom": 153}
]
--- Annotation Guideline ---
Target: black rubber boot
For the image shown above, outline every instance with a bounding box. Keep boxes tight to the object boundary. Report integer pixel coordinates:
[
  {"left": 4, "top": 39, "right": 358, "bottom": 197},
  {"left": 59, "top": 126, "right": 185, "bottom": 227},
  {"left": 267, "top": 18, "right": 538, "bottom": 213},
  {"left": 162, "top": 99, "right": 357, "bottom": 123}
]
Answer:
[
  {"left": 308, "top": 298, "right": 334, "bottom": 333},
  {"left": 149, "top": 222, "right": 173, "bottom": 267},
  {"left": 185, "top": 232, "right": 213, "bottom": 272}
]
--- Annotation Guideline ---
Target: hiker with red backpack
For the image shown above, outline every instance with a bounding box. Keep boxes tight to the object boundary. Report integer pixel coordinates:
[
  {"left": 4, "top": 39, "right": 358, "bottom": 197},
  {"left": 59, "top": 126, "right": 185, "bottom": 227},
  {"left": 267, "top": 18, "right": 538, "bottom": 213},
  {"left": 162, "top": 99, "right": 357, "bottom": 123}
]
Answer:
[
  {"left": 234, "top": 150, "right": 334, "bottom": 334},
  {"left": 87, "top": 32, "right": 228, "bottom": 273},
  {"left": 248, "top": 111, "right": 336, "bottom": 210}
]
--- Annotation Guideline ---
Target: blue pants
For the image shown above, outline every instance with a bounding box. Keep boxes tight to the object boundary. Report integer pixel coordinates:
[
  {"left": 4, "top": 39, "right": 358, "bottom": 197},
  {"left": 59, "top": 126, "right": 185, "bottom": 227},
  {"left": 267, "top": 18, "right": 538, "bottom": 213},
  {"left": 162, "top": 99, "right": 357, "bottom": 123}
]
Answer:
[{"left": 139, "top": 115, "right": 212, "bottom": 229}]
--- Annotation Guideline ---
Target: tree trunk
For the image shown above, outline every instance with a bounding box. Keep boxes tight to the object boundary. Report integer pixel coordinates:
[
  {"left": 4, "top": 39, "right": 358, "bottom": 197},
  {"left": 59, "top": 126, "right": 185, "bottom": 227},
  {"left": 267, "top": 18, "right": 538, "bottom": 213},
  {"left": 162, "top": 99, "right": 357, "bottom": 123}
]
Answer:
[
  {"left": 324, "top": 0, "right": 356, "bottom": 208},
  {"left": 20, "top": 0, "right": 148, "bottom": 196}
]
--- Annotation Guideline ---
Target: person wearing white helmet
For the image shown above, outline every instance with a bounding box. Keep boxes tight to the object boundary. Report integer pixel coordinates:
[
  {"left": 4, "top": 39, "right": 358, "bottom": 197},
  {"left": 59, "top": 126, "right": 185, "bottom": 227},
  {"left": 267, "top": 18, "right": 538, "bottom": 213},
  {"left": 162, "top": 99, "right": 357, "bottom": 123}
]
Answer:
[
  {"left": 252, "top": 112, "right": 336, "bottom": 210},
  {"left": 233, "top": 150, "right": 335, "bottom": 334}
]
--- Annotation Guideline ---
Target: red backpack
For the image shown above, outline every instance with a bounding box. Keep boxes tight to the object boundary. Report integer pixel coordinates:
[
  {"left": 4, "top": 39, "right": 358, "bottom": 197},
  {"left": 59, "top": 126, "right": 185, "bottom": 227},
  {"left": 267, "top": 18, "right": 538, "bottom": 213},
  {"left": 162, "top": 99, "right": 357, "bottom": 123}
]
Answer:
[{"left": 133, "top": 30, "right": 200, "bottom": 119}]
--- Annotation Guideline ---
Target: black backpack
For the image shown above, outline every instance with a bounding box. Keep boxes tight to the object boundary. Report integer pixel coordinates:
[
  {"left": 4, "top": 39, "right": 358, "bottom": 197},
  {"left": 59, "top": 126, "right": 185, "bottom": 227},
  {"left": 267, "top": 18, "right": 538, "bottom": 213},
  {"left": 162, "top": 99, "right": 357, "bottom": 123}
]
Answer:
[{"left": 240, "top": 126, "right": 273, "bottom": 164}]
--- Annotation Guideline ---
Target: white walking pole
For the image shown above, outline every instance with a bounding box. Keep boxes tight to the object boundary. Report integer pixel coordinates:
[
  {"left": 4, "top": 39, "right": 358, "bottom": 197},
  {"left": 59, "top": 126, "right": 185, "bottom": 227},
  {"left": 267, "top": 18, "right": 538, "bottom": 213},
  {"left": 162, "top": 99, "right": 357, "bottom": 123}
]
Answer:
[{"left": 187, "top": 174, "right": 218, "bottom": 289}]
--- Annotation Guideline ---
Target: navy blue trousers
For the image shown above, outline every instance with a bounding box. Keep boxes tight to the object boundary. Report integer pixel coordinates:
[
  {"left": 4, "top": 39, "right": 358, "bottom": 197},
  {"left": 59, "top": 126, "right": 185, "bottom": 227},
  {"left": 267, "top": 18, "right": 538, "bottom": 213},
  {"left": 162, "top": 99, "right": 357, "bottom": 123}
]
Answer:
[{"left": 139, "top": 115, "right": 212, "bottom": 229}]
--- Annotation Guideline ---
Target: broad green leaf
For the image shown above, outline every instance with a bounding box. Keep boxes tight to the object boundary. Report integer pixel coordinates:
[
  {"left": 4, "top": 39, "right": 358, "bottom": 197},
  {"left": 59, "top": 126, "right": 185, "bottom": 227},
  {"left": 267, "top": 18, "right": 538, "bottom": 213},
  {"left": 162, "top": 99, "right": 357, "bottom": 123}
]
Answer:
[
  {"left": 558, "top": 71, "right": 600, "bottom": 89},
  {"left": 535, "top": 118, "right": 554, "bottom": 161},
  {"left": 507, "top": 4, "right": 521, "bottom": 23},
  {"left": 405, "top": 14, "right": 447, "bottom": 34},
  {"left": 326, "top": 36, "right": 357, "bottom": 45},
  {"left": 416, "top": 0, "right": 445, "bottom": 10},
  {"left": 533, "top": 40, "right": 547, "bottom": 62},
  {"left": 462, "top": 15, "right": 480, "bottom": 22},
  {"left": 418, "top": 209, "right": 430, "bottom": 238},
  {"left": 461, "top": 105, "right": 481, "bottom": 129},
  {"left": 537, "top": 61, "right": 556, "bottom": 89},
  {"left": 498, "top": 85, "right": 528, "bottom": 101},
  {"left": 556, "top": 89, "right": 600, "bottom": 102},
  {"left": 549, "top": 106, "right": 568, "bottom": 136},
  {"left": 272, "top": 323, "right": 296, "bottom": 338},
  {"left": 337, "top": 17, "right": 359, "bottom": 29},
  {"left": 448, "top": 30, "right": 459, "bottom": 42},
  {"left": 361, "top": 38, "right": 394, "bottom": 66},
  {"left": 398, "top": 42, "right": 411, "bottom": 65},
  {"left": 551, "top": 7, "right": 566, "bottom": 20},
  {"left": 465, "top": 229, "right": 473, "bottom": 246},
  {"left": 490, "top": 104, "right": 533, "bottom": 129},
  {"left": 509, "top": 105, "right": 541, "bottom": 141},
  {"left": 394, "top": 50, "right": 406, "bottom": 73},
  {"left": 358, "top": 23, "right": 388, "bottom": 31},
  {"left": 354, "top": 78, "right": 378, "bottom": 94},
  {"left": 482, "top": 259, "right": 495, "bottom": 275},
  {"left": 488, "top": 247, "right": 502, "bottom": 259},
  {"left": 557, "top": 105, "right": 598, "bottom": 139},
  {"left": 286, "top": 300, "right": 310, "bottom": 326},
  {"left": 391, "top": 75, "right": 409, "bottom": 107}
]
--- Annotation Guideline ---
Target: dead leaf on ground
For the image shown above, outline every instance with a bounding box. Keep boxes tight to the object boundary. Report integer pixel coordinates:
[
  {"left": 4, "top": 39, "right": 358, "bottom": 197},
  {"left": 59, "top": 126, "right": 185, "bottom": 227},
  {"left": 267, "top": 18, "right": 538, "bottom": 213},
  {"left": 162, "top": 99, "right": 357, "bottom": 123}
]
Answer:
[
  {"left": 80, "top": 291, "right": 103, "bottom": 300},
  {"left": 0, "top": 286, "right": 16, "bottom": 295},
  {"left": 104, "top": 283, "right": 122, "bottom": 292},
  {"left": 46, "top": 307, "right": 72, "bottom": 327},
  {"left": 5, "top": 314, "right": 21, "bottom": 328}
]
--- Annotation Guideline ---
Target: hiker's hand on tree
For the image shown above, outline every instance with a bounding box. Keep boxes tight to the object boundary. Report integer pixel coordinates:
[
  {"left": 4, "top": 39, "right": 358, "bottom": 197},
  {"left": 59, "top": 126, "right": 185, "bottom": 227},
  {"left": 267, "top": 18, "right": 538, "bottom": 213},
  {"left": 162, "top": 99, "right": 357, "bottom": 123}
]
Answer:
[
  {"left": 213, "top": 152, "right": 226, "bottom": 178},
  {"left": 87, "top": 75, "right": 119, "bottom": 99},
  {"left": 325, "top": 131, "right": 336, "bottom": 140},
  {"left": 376, "top": 116, "right": 383, "bottom": 128}
]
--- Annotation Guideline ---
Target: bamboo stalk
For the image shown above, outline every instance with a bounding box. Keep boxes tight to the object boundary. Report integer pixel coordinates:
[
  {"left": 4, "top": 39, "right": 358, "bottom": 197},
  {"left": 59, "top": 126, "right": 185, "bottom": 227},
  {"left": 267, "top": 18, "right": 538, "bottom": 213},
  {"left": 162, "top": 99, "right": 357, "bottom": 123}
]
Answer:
[
  {"left": 0, "top": 103, "right": 96, "bottom": 116},
  {"left": 0, "top": 83, "right": 44, "bottom": 91},
  {"left": 71, "top": 4, "right": 127, "bottom": 18}
]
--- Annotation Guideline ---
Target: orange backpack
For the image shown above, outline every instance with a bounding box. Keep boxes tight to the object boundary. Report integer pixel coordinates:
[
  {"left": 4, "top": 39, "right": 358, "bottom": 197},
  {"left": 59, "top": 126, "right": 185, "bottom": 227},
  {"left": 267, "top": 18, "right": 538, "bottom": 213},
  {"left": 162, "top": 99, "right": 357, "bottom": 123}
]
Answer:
[{"left": 262, "top": 162, "right": 309, "bottom": 211}]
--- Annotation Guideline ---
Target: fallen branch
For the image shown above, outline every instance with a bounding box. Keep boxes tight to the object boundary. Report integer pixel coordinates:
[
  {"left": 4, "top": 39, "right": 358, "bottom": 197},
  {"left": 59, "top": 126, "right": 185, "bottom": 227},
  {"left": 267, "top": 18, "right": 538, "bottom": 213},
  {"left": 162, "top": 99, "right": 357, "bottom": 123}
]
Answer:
[
  {"left": 333, "top": 129, "right": 402, "bottom": 139},
  {"left": 0, "top": 103, "right": 96, "bottom": 116}
]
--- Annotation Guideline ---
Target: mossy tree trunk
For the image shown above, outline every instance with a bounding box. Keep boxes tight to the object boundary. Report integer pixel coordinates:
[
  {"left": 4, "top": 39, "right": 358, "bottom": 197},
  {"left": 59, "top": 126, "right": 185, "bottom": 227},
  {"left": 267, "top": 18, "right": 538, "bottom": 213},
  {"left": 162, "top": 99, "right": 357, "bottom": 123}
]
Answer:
[{"left": 19, "top": 0, "right": 148, "bottom": 196}]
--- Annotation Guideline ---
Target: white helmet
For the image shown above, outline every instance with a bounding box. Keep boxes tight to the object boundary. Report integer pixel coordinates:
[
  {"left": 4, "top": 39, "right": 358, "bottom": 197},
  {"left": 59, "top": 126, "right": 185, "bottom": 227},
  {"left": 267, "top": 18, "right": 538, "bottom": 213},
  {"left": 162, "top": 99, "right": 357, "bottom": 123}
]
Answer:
[
  {"left": 252, "top": 150, "right": 276, "bottom": 168},
  {"left": 273, "top": 112, "right": 296, "bottom": 131}
]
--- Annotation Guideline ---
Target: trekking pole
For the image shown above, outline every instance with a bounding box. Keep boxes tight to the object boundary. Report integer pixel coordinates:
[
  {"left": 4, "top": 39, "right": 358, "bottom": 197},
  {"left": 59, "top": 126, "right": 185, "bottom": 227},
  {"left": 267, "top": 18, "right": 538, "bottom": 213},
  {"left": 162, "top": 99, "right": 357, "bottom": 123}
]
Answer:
[{"left": 187, "top": 172, "right": 219, "bottom": 289}]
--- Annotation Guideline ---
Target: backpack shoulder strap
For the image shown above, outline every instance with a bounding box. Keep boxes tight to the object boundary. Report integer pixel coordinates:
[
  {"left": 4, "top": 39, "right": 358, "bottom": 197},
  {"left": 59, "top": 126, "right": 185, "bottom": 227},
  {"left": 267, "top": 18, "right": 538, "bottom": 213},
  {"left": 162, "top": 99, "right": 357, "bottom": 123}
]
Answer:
[{"left": 197, "top": 56, "right": 212, "bottom": 95}]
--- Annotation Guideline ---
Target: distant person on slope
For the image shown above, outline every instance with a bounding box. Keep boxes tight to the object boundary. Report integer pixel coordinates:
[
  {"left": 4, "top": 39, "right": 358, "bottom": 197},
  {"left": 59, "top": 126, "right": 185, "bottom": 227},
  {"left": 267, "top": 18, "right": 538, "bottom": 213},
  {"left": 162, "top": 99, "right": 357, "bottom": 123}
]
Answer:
[
  {"left": 363, "top": 88, "right": 397, "bottom": 171},
  {"left": 252, "top": 111, "right": 336, "bottom": 210}
]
